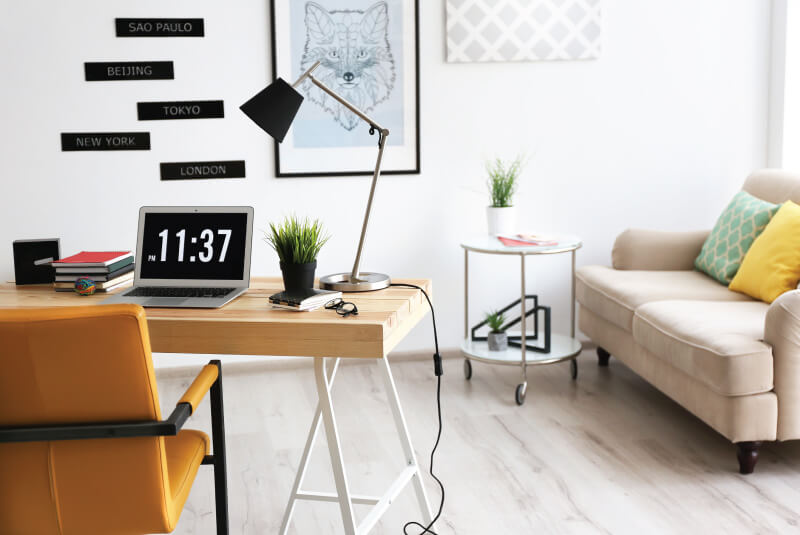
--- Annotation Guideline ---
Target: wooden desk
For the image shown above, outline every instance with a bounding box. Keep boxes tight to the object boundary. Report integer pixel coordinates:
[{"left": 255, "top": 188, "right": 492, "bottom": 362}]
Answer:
[{"left": 0, "top": 277, "right": 434, "bottom": 535}]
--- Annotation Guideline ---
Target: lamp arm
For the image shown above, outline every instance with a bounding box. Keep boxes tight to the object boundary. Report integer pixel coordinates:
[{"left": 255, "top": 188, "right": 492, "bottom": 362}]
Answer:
[
  {"left": 293, "top": 61, "right": 390, "bottom": 283},
  {"left": 291, "top": 60, "right": 321, "bottom": 89},
  {"left": 350, "top": 131, "right": 388, "bottom": 280}
]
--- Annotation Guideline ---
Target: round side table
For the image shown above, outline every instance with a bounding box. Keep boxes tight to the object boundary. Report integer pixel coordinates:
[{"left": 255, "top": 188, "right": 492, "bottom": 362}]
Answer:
[{"left": 461, "top": 235, "right": 583, "bottom": 405}]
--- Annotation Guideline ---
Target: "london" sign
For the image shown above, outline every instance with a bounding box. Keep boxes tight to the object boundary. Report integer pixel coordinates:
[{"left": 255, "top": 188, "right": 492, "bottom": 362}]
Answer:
[{"left": 160, "top": 161, "right": 246, "bottom": 180}]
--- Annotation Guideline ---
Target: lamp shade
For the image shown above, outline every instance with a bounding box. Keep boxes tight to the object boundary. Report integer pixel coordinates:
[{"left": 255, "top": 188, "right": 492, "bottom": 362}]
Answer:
[{"left": 240, "top": 78, "right": 304, "bottom": 143}]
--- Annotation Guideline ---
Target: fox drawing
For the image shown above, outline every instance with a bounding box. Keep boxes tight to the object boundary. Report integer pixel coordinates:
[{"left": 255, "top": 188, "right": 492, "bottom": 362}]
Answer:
[{"left": 299, "top": 1, "right": 396, "bottom": 131}]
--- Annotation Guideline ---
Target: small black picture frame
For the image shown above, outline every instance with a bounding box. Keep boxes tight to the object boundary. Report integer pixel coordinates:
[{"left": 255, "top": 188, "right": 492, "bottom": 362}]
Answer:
[{"left": 13, "top": 239, "right": 60, "bottom": 285}]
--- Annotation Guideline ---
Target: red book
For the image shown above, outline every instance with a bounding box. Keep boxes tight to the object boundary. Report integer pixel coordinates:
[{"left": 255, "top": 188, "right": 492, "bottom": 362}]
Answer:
[{"left": 53, "top": 251, "right": 132, "bottom": 267}]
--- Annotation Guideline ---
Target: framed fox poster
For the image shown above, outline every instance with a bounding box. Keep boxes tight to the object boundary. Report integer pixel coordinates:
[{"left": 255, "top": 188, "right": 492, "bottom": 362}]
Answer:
[{"left": 270, "top": 0, "right": 420, "bottom": 177}]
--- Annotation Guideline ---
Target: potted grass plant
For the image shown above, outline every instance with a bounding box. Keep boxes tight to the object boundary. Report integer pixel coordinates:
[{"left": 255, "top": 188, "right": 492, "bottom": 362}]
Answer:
[
  {"left": 265, "top": 216, "right": 330, "bottom": 292},
  {"left": 486, "top": 156, "right": 523, "bottom": 236},
  {"left": 485, "top": 310, "right": 508, "bottom": 351}
]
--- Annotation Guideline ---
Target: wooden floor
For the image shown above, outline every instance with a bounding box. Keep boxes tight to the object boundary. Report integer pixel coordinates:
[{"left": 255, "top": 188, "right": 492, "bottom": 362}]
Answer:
[{"left": 155, "top": 351, "right": 800, "bottom": 534}]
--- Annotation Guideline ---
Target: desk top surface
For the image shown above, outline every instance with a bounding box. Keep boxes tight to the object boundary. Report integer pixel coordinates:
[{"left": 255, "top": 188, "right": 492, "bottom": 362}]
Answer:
[{"left": 0, "top": 277, "right": 432, "bottom": 359}]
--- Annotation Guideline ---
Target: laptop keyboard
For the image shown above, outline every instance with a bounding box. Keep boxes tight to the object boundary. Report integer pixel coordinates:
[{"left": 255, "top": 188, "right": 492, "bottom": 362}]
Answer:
[{"left": 126, "top": 287, "right": 235, "bottom": 298}]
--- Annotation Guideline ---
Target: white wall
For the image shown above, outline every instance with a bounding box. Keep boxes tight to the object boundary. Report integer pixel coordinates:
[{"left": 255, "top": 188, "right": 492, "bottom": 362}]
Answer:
[
  {"left": 0, "top": 1, "right": 770, "bottom": 365},
  {"left": 775, "top": 0, "right": 800, "bottom": 169}
]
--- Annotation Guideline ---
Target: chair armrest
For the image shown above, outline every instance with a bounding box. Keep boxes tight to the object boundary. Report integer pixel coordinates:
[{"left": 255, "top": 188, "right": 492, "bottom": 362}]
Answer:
[
  {"left": 0, "top": 362, "right": 220, "bottom": 444},
  {"left": 765, "top": 290, "right": 800, "bottom": 440},
  {"left": 0, "top": 404, "right": 191, "bottom": 443},
  {"left": 611, "top": 228, "right": 709, "bottom": 271},
  {"left": 178, "top": 363, "right": 219, "bottom": 413}
]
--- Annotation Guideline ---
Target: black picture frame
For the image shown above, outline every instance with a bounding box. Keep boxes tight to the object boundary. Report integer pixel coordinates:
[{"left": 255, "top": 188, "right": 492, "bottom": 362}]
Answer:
[
  {"left": 269, "top": 0, "right": 420, "bottom": 178},
  {"left": 12, "top": 239, "right": 60, "bottom": 285}
]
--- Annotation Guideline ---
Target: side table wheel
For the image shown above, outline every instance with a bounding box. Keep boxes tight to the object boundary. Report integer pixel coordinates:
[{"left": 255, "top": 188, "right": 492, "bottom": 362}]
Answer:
[
  {"left": 570, "top": 359, "right": 578, "bottom": 380},
  {"left": 464, "top": 358, "right": 473, "bottom": 380},
  {"left": 515, "top": 383, "right": 527, "bottom": 406}
]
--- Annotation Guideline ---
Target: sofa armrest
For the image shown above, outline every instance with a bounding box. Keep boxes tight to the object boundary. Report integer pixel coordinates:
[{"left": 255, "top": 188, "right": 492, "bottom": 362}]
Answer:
[
  {"left": 611, "top": 228, "right": 709, "bottom": 271},
  {"left": 765, "top": 290, "right": 800, "bottom": 440}
]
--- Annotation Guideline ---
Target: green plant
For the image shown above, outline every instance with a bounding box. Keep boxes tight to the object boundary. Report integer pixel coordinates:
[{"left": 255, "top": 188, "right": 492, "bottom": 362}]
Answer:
[
  {"left": 265, "top": 215, "right": 330, "bottom": 264},
  {"left": 485, "top": 310, "right": 506, "bottom": 333},
  {"left": 486, "top": 156, "right": 523, "bottom": 208}
]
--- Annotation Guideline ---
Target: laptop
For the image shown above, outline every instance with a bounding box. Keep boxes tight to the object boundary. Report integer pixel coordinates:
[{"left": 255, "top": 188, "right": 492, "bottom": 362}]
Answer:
[{"left": 103, "top": 206, "right": 254, "bottom": 308}]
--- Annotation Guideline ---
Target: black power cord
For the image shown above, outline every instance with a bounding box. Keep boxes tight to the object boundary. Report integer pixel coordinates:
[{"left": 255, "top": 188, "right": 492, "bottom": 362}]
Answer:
[{"left": 390, "top": 283, "right": 444, "bottom": 535}]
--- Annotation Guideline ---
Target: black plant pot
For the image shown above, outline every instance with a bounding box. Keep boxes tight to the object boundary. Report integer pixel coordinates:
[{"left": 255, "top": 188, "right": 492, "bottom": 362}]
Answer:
[{"left": 280, "top": 261, "right": 317, "bottom": 292}]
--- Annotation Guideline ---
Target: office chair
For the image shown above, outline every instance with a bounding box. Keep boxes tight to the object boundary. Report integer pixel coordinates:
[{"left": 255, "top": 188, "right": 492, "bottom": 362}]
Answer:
[{"left": 0, "top": 304, "right": 228, "bottom": 534}]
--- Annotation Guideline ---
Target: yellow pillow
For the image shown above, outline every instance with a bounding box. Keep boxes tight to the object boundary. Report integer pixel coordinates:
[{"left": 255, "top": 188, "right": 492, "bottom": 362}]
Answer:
[{"left": 730, "top": 200, "right": 800, "bottom": 303}]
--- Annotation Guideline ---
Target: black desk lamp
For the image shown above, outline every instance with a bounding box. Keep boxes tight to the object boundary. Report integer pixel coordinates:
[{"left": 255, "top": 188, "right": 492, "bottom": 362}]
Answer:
[{"left": 241, "top": 61, "right": 390, "bottom": 292}]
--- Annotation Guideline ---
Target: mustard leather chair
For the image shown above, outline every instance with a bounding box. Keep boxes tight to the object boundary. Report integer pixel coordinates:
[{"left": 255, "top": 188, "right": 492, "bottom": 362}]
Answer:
[{"left": 0, "top": 304, "right": 229, "bottom": 534}]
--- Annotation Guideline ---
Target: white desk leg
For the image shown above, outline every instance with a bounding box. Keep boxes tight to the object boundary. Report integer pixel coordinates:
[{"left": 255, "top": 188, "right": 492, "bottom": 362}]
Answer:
[
  {"left": 378, "top": 357, "right": 434, "bottom": 524},
  {"left": 316, "top": 357, "right": 358, "bottom": 534},
  {"left": 279, "top": 358, "right": 341, "bottom": 535}
]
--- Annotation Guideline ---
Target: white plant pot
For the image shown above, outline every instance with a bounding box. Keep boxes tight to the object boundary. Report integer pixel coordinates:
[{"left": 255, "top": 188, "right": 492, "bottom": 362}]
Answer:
[{"left": 486, "top": 206, "right": 515, "bottom": 236}]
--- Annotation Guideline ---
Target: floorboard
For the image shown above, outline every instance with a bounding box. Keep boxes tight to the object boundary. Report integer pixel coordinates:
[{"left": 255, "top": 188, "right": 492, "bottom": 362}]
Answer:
[{"left": 154, "top": 351, "right": 800, "bottom": 534}]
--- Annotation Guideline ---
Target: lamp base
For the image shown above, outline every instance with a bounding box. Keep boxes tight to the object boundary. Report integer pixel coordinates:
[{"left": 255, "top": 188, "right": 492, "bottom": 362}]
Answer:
[{"left": 319, "top": 272, "right": 391, "bottom": 292}]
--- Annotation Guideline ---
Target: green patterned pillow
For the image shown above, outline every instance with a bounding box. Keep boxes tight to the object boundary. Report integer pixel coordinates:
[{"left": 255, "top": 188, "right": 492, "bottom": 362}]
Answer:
[{"left": 695, "top": 191, "right": 779, "bottom": 284}]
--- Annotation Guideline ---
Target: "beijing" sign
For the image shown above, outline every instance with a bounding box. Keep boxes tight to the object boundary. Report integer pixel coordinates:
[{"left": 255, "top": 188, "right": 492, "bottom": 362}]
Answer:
[{"left": 85, "top": 61, "right": 174, "bottom": 81}]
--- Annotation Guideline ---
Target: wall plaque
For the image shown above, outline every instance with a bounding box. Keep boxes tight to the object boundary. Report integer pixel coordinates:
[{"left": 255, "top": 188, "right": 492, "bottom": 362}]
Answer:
[
  {"left": 61, "top": 133, "right": 151, "bottom": 151},
  {"left": 138, "top": 100, "right": 224, "bottom": 121},
  {"left": 160, "top": 161, "right": 246, "bottom": 180},
  {"left": 116, "top": 18, "right": 205, "bottom": 37},
  {"left": 84, "top": 61, "right": 174, "bottom": 81}
]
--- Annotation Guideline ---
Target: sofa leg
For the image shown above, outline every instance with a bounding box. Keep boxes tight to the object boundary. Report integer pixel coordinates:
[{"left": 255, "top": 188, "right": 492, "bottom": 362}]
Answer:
[
  {"left": 736, "top": 442, "right": 761, "bottom": 474},
  {"left": 597, "top": 347, "right": 611, "bottom": 367}
]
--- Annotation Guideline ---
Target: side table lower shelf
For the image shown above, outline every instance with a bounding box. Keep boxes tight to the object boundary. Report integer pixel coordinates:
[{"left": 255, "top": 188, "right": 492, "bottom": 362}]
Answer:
[{"left": 461, "top": 333, "right": 583, "bottom": 404}]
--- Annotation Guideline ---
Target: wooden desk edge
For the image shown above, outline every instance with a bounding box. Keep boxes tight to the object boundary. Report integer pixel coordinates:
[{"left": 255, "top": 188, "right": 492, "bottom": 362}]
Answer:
[{"left": 0, "top": 278, "right": 433, "bottom": 359}]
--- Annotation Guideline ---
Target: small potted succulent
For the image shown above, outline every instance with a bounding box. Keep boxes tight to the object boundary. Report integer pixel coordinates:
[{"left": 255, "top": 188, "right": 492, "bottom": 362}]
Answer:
[
  {"left": 486, "top": 156, "right": 523, "bottom": 236},
  {"left": 265, "top": 216, "right": 329, "bottom": 292},
  {"left": 485, "top": 310, "right": 508, "bottom": 351}
]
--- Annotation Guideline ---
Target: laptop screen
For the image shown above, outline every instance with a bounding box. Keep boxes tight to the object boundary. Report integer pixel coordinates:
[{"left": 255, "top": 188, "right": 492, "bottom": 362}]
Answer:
[{"left": 139, "top": 212, "right": 249, "bottom": 281}]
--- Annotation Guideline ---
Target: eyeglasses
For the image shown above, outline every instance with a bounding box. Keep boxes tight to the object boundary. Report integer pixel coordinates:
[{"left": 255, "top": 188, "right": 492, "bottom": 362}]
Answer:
[{"left": 325, "top": 298, "right": 359, "bottom": 317}]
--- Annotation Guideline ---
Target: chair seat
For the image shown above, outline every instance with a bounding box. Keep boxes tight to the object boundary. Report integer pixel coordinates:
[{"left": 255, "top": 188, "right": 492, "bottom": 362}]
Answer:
[
  {"left": 165, "top": 429, "right": 210, "bottom": 519},
  {"left": 632, "top": 300, "right": 773, "bottom": 396},
  {"left": 576, "top": 266, "right": 753, "bottom": 331}
]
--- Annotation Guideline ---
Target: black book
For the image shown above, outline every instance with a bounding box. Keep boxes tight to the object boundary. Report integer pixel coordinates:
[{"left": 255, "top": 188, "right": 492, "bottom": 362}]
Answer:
[
  {"left": 55, "top": 263, "right": 135, "bottom": 282},
  {"left": 269, "top": 288, "right": 341, "bottom": 310},
  {"left": 54, "top": 256, "right": 134, "bottom": 274}
]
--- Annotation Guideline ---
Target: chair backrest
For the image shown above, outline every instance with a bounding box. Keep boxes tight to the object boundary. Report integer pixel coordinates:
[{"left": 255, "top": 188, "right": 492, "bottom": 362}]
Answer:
[
  {"left": 742, "top": 168, "right": 800, "bottom": 204},
  {"left": 0, "top": 304, "right": 175, "bottom": 534}
]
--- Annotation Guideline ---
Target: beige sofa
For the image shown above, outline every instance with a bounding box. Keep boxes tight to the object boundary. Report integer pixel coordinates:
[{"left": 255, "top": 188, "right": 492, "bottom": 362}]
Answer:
[{"left": 576, "top": 169, "right": 800, "bottom": 474}]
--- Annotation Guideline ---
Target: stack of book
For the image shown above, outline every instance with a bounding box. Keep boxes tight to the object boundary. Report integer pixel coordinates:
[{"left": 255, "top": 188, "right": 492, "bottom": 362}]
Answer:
[{"left": 52, "top": 251, "right": 134, "bottom": 293}]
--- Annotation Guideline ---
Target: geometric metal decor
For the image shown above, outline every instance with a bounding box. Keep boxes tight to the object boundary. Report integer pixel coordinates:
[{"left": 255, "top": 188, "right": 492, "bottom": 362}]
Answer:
[{"left": 446, "top": 0, "right": 602, "bottom": 63}]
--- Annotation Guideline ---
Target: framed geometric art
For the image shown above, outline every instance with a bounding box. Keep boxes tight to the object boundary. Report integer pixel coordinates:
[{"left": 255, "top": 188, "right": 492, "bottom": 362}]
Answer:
[
  {"left": 270, "top": 0, "right": 420, "bottom": 177},
  {"left": 446, "top": 0, "right": 602, "bottom": 63}
]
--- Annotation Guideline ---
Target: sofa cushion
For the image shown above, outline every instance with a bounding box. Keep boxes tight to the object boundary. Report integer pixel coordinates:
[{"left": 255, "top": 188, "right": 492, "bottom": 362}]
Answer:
[
  {"left": 576, "top": 266, "right": 753, "bottom": 331},
  {"left": 632, "top": 300, "right": 773, "bottom": 396},
  {"left": 580, "top": 306, "right": 777, "bottom": 442},
  {"left": 694, "top": 191, "right": 779, "bottom": 285},
  {"left": 730, "top": 200, "right": 800, "bottom": 303}
]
